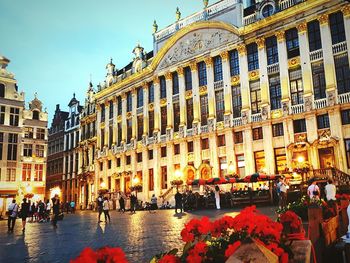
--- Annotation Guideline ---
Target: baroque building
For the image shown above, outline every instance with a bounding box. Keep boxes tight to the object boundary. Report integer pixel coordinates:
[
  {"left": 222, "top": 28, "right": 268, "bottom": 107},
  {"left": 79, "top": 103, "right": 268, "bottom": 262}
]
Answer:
[
  {"left": 0, "top": 55, "right": 48, "bottom": 215},
  {"left": 90, "top": 0, "right": 350, "bottom": 203}
]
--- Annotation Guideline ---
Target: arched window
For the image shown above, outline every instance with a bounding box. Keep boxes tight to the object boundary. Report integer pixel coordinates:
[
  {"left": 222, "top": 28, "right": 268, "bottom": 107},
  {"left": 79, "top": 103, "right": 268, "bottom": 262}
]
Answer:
[
  {"left": 262, "top": 4, "right": 273, "bottom": 18},
  {"left": 0, "top": 83, "right": 5, "bottom": 98},
  {"left": 32, "top": 110, "right": 39, "bottom": 120}
]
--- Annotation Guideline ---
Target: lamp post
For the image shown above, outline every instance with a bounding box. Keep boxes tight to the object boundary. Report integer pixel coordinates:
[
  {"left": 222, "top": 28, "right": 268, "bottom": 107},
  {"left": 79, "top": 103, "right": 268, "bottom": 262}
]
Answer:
[{"left": 173, "top": 169, "right": 183, "bottom": 191}]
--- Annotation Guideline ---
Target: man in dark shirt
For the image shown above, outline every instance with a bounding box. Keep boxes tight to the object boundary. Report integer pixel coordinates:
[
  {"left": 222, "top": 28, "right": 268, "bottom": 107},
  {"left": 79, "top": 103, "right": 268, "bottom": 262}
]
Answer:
[
  {"left": 97, "top": 194, "right": 104, "bottom": 222},
  {"left": 175, "top": 191, "right": 183, "bottom": 214},
  {"left": 52, "top": 194, "right": 60, "bottom": 229}
]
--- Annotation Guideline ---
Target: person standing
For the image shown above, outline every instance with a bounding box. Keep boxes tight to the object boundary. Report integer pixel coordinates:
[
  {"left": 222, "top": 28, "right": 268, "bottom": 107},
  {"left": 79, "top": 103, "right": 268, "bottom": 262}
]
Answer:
[
  {"left": 97, "top": 194, "right": 104, "bottom": 222},
  {"left": 278, "top": 178, "right": 288, "bottom": 208},
  {"left": 7, "top": 199, "right": 18, "bottom": 233},
  {"left": 51, "top": 194, "right": 60, "bottom": 229},
  {"left": 325, "top": 179, "right": 336, "bottom": 201},
  {"left": 307, "top": 180, "right": 320, "bottom": 200},
  {"left": 30, "top": 202, "right": 36, "bottom": 222},
  {"left": 20, "top": 198, "right": 30, "bottom": 232},
  {"left": 150, "top": 194, "right": 158, "bottom": 210},
  {"left": 70, "top": 200, "right": 75, "bottom": 214},
  {"left": 103, "top": 197, "right": 111, "bottom": 223},
  {"left": 118, "top": 192, "right": 125, "bottom": 213},
  {"left": 130, "top": 193, "right": 137, "bottom": 214},
  {"left": 175, "top": 191, "right": 183, "bottom": 214},
  {"left": 214, "top": 186, "right": 221, "bottom": 210}
]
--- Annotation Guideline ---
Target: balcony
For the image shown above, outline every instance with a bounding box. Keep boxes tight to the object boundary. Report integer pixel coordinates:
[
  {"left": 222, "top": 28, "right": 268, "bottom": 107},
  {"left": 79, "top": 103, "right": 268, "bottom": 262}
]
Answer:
[
  {"left": 147, "top": 137, "right": 154, "bottom": 145},
  {"left": 201, "top": 125, "right": 208, "bottom": 133},
  {"left": 160, "top": 134, "right": 167, "bottom": 143},
  {"left": 218, "top": 146, "right": 226, "bottom": 156},
  {"left": 338, "top": 92, "right": 350, "bottom": 104},
  {"left": 214, "top": 80, "right": 224, "bottom": 90},
  {"left": 116, "top": 145, "right": 124, "bottom": 154},
  {"left": 232, "top": 117, "right": 242, "bottom": 126},
  {"left": 243, "top": 13, "right": 257, "bottom": 26},
  {"left": 332, "top": 41, "right": 347, "bottom": 55},
  {"left": 125, "top": 143, "right": 133, "bottom": 151},
  {"left": 267, "top": 63, "right": 279, "bottom": 74},
  {"left": 186, "top": 129, "right": 193, "bottom": 137},
  {"left": 309, "top": 49, "right": 323, "bottom": 62},
  {"left": 251, "top": 113, "right": 262, "bottom": 123},
  {"left": 291, "top": 104, "right": 304, "bottom": 114},
  {"left": 136, "top": 107, "right": 143, "bottom": 115},
  {"left": 314, "top": 98, "right": 327, "bottom": 109},
  {"left": 279, "top": 0, "right": 298, "bottom": 11}
]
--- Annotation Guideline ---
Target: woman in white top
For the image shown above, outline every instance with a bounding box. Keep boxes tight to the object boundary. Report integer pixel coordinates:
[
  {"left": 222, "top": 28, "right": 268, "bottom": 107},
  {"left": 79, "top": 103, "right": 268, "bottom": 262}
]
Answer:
[
  {"left": 102, "top": 197, "right": 111, "bottom": 223},
  {"left": 325, "top": 179, "right": 336, "bottom": 201},
  {"left": 307, "top": 181, "right": 320, "bottom": 200},
  {"left": 214, "top": 185, "right": 221, "bottom": 210}
]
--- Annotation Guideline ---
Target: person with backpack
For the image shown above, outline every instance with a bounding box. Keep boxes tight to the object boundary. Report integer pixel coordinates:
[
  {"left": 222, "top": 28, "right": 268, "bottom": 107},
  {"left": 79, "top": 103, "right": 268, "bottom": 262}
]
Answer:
[
  {"left": 97, "top": 194, "right": 104, "bottom": 222},
  {"left": 7, "top": 199, "right": 18, "bottom": 233}
]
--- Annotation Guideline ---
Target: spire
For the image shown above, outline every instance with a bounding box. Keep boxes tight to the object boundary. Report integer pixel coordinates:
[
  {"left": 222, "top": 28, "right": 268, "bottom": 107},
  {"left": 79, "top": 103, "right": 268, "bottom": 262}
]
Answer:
[
  {"left": 153, "top": 20, "right": 158, "bottom": 33},
  {"left": 176, "top": 7, "right": 181, "bottom": 21}
]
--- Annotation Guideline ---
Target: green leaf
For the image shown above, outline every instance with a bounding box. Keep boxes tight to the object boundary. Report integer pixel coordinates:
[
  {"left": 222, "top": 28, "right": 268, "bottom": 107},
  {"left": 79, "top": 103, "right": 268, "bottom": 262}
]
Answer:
[{"left": 167, "top": 248, "right": 178, "bottom": 255}]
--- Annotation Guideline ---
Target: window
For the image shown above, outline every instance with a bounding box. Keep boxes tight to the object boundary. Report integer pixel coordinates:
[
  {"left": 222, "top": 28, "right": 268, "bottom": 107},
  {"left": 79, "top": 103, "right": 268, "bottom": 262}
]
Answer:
[
  {"left": 293, "top": 119, "right": 306, "bottom": 133},
  {"left": 247, "top": 43, "right": 259, "bottom": 71},
  {"left": 250, "top": 81, "right": 261, "bottom": 114},
  {"left": 330, "top": 12, "right": 346, "bottom": 45},
  {"left": 161, "top": 146, "right": 167, "bottom": 157},
  {"left": 310, "top": 62, "right": 326, "bottom": 99},
  {"left": 198, "top": 62, "right": 207, "bottom": 86},
  {"left": 161, "top": 166, "right": 167, "bottom": 189},
  {"left": 215, "top": 89, "right": 224, "bottom": 122},
  {"left": 34, "top": 164, "right": 43, "bottom": 181},
  {"left": 161, "top": 106, "right": 167, "bottom": 135},
  {"left": 266, "top": 36, "right": 278, "bottom": 65},
  {"left": 219, "top": 157, "right": 227, "bottom": 177},
  {"left": 172, "top": 72, "right": 179, "bottom": 95},
  {"left": 272, "top": 123, "right": 284, "bottom": 137},
  {"left": 234, "top": 131, "right": 243, "bottom": 143},
  {"left": 174, "top": 144, "right": 180, "bottom": 154},
  {"left": 23, "top": 144, "right": 33, "bottom": 157},
  {"left": 100, "top": 104, "right": 105, "bottom": 122},
  {"left": 231, "top": 85, "right": 242, "bottom": 118},
  {"left": 137, "top": 87, "right": 143, "bottom": 108},
  {"left": 22, "top": 164, "right": 31, "bottom": 181},
  {"left": 127, "top": 92, "right": 132, "bottom": 112},
  {"left": 335, "top": 54, "right": 350, "bottom": 94},
  {"left": 184, "top": 67, "right": 192, "bottom": 91},
  {"left": 289, "top": 69, "right": 303, "bottom": 105},
  {"left": 108, "top": 160, "right": 112, "bottom": 169},
  {"left": 275, "top": 148, "right": 287, "bottom": 174},
  {"left": 217, "top": 134, "right": 225, "bottom": 147},
  {"left": 37, "top": 128, "right": 45, "bottom": 140},
  {"left": 9, "top": 107, "right": 19, "bottom": 126},
  {"left": 6, "top": 162, "right": 16, "bottom": 181},
  {"left": 0, "top": 106, "right": 5, "bottom": 124},
  {"left": 186, "top": 99, "right": 193, "bottom": 129},
  {"left": 137, "top": 115, "right": 143, "bottom": 141},
  {"left": 187, "top": 141, "right": 194, "bottom": 153},
  {"left": 236, "top": 154, "right": 245, "bottom": 177},
  {"left": 117, "top": 122, "right": 122, "bottom": 146},
  {"left": 0, "top": 83, "right": 4, "bottom": 98},
  {"left": 200, "top": 95, "right": 208, "bottom": 125},
  {"left": 254, "top": 151, "right": 265, "bottom": 172},
  {"left": 286, "top": 28, "right": 299, "bottom": 59},
  {"left": 32, "top": 110, "right": 39, "bottom": 120},
  {"left": 108, "top": 125, "right": 113, "bottom": 147},
  {"left": 116, "top": 158, "right": 121, "bottom": 167},
  {"left": 341, "top": 109, "right": 350, "bottom": 125},
  {"left": 317, "top": 114, "right": 330, "bottom": 129},
  {"left": 0, "top": 132, "right": 3, "bottom": 159},
  {"left": 137, "top": 152, "right": 142, "bottom": 163},
  {"left": 108, "top": 101, "right": 114, "bottom": 119},
  {"left": 100, "top": 128, "right": 104, "bottom": 149},
  {"left": 253, "top": 127, "right": 263, "bottom": 140},
  {"left": 160, "top": 76, "right": 166, "bottom": 99},
  {"left": 7, "top": 133, "right": 17, "bottom": 160},
  {"left": 262, "top": 4, "right": 273, "bottom": 17},
  {"left": 229, "top": 50, "right": 240, "bottom": 76},
  {"left": 148, "top": 149, "right": 153, "bottom": 160},
  {"left": 307, "top": 20, "right": 322, "bottom": 51},
  {"left": 127, "top": 119, "right": 132, "bottom": 143},
  {"left": 24, "top": 127, "right": 33, "bottom": 139},
  {"left": 213, "top": 56, "right": 223, "bottom": 82},
  {"left": 35, "top": 145, "right": 44, "bottom": 157},
  {"left": 173, "top": 102, "right": 180, "bottom": 132},
  {"left": 149, "top": 168, "right": 154, "bottom": 191},
  {"left": 126, "top": 155, "right": 131, "bottom": 165},
  {"left": 149, "top": 111, "right": 154, "bottom": 135},
  {"left": 148, "top": 82, "right": 154, "bottom": 103},
  {"left": 117, "top": 96, "right": 122, "bottom": 116},
  {"left": 201, "top": 138, "right": 209, "bottom": 150},
  {"left": 269, "top": 75, "right": 281, "bottom": 110}
]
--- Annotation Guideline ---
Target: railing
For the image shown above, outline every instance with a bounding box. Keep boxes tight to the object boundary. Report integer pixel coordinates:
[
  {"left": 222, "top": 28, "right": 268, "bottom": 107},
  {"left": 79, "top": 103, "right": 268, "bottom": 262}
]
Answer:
[
  {"left": 251, "top": 113, "right": 262, "bottom": 123},
  {"left": 244, "top": 12, "right": 257, "bottom": 26},
  {"left": 338, "top": 92, "right": 350, "bottom": 104},
  {"left": 186, "top": 129, "right": 193, "bottom": 137},
  {"left": 332, "top": 41, "right": 347, "bottom": 55},
  {"left": 136, "top": 107, "right": 143, "bottom": 115},
  {"left": 147, "top": 137, "right": 154, "bottom": 145},
  {"left": 207, "top": 0, "right": 237, "bottom": 18},
  {"left": 125, "top": 143, "right": 133, "bottom": 151},
  {"left": 309, "top": 49, "right": 323, "bottom": 62},
  {"left": 314, "top": 98, "right": 327, "bottom": 109},
  {"left": 116, "top": 146, "right": 124, "bottom": 153},
  {"left": 159, "top": 186, "right": 175, "bottom": 201},
  {"left": 232, "top": 117, "right": 242, "bottom": 126},
  {"left": 279, "top": 0, "right": 295, "bottom": 11},
  {"left": 267, "top": 63, "right": 279, "bottom": 74},
  {"left": 172, "top": 94, "right": 179, "bottom": 102},
  {"left": 310, "top": 168, "right": 350, "bottom": 187},
  {"left": 160, "top": 134, "right": 167, "bottom": 143},
  {"left": 214, "top": 80, "right": 224, "bottom": 90},
  {"left": 291, "top": 104, "right": 304, "bottom": 114},
  {"left": 201, "top": 125, "right": 208, "bottom": 133}
]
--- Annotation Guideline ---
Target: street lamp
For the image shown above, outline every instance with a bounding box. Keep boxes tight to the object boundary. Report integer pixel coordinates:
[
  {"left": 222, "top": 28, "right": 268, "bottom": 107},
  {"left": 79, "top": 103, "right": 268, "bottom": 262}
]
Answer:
[
  {"left": 227, "top": 162, "right": 235, "bottom": 176},
  {"left": 100, "top": 181, "right": 107, "bottom": 189},
  {"left": 172, "top": 169, "right": 183, "bottom": 190}
]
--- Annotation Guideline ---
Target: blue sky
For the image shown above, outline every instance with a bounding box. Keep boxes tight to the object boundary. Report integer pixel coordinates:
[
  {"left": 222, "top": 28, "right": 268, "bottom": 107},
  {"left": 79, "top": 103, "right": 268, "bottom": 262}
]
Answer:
[{"left": 0, "top": 0, "right": 205, "bottom": 122}]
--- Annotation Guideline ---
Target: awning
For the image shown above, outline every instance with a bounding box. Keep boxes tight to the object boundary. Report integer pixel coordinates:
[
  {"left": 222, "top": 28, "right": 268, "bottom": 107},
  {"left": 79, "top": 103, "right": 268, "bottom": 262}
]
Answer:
[{"left": 0, "top": 189, "right": 18, "bottom": 197}]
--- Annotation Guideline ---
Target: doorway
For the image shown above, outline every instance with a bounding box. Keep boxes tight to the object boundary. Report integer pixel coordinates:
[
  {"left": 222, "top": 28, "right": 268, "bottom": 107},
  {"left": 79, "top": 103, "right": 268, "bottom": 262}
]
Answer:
[{"left": 318, "top": 147, "right": 335, "bottom": 169}]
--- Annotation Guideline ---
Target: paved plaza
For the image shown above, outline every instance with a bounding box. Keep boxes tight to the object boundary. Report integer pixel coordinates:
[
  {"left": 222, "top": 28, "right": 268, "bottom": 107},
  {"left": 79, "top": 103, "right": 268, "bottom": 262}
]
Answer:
[{"left": 0, "top": 206, "right": 276, "bottom": 263}]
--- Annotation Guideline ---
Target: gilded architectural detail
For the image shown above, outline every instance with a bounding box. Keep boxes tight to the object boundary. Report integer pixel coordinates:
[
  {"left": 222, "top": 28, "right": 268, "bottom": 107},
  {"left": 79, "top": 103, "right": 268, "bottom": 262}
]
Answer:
[
  {"left": 199, "top": 85, "right": 208, "bottom": 95},
  {"left": 149, "top": 103, "right": 154, "bottom": 111},
  {"left": 165, "top": 71, "right": 172, "bottom": 80},
  {"left": 160, "top": 98, "right": 167, "bottom": 106},
  {"left": 126, "top": 112, "right": 132, "bottom": 119},
  {"left": 185, "top": 90, "right": 193, "bottom": 99},
  {"left": 275, "top": 31, "right": 285, "bottom": 42},
  {"left": 271, "top": 109, "right": 282, "bottom": 119},
  {"left": 288, "top": 57, "right": 301, "bottom": 68},
  {"left": 249, "top": 70, "right": 259, "bottom": 80},
  {"left": 153, "top": 76, "right": 160, "bottom": 84},
  {"left": 117, "top": 115, "right": 122, "bottom": 121},
  {"left": 220, "top": 51, "right": 229, "bottom": 61},
  {"left": 189, "top": 62, "right": 197, "bottom": 71},
  {"left": 297, "top": 22, "right": 307, "bottom": 33},
  {"left": 342, "top": 5, "right": 350, "bottom": 18},
  {"left": 231, "top": 75, "right": 240, "bottom": 85},
  {"left": 318, "top": 13, "right": 329, "bottom": 25},
  {"left": 121, "top": 93, "right": 127, "bottom": 99},
  {"left": 177, "top": 67, "right": 184, "bottom": 76},
  {"left": 256, "top": 37, "right": 265, "bottom": 49},
  {"left": 204, "top": 57, "right": 213, "bottom": 67},
  {"left": 237, "top": 44, "right": 246, "bottom": 55}
]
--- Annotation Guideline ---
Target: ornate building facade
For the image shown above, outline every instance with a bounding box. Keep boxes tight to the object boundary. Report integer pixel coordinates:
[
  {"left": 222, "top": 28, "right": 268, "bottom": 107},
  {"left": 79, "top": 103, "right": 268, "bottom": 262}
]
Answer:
[
  {"left": 0, "top": 55, "right": 48, "bottom": 215},
  {"left": 89, "top": 0, "right": 350, "bottom": 203}
]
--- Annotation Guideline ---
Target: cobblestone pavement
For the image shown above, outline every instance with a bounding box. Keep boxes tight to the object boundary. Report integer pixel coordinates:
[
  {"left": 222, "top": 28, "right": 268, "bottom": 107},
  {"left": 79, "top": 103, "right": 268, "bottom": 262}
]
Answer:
[{"left": 0, "top": 206, "right": 277, "bottom": 263}]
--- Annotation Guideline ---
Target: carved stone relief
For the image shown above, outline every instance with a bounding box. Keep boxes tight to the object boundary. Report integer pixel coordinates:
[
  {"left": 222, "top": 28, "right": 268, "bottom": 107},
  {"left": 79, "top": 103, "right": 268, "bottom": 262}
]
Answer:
[{"left": 327, "top": 90, "right": 336, "bottom": 107}]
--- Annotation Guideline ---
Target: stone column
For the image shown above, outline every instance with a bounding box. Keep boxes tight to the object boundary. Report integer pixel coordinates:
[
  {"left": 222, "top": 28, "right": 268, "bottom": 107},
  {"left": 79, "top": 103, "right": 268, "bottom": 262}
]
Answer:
[
  {"left": 180, "top": 140, "right": 188, "bottom": 169},
  {"left": 112, "top": 96, "right": 118, "bottom": 144},
  {"left": 165, "top": 72, "right": 173, "bottom": 139},
  {"left": 177, "top": 68, "right": 186, "bottom": 137},
  {"left": 153, "top": 145, "right": 161, "bottom": 197},
  {"left": 190, "top": 62, "right": 200, "bottom": 134},
  {"left": 243, "top": 128, "right": 255, "bottom": 175},
  {"left": 276, "top": 31, "right": 291, "bottom": 115},
  {"left": 221, "top": 51, "right": 233, "bottom": 127},
  {"left": 132, "top": 88, "right": 137, "bottom": 145},
  {"left": 209, "top": 134, "right": 219, "bottom": 178},
  {"left": 121, "top": 93, "right": 127, "bottom": 143},
  {"left": 142, "top": 148, "right": 149, "bottom": 200},
  {"left": 167, "top": 142, "right": 174, "bottom": 187},
  {"left": 96, "top": 104, "right": 102, "bottom": 150},
  {"left": 153, "top": 77, "right": 160, "bottom": 141},
  {"left": 342, "top": 5, "right": 350, "bottom": 67},
  {"left": 283, "top": 118, "right": 294, "bottom": 169},
  {"left": 142, "top": 83, "right": 149, "bottom": 143},
  {"left": 225, "top": 130, "right": 236, "bottom": 173},
  {"left": 262, "top": 124, "right": 275, "bottom": 174},
  {"left": 104, "top": 100, "right": 109, "bottom": 148},
  {"left": 205, "top": 57, "right": 216, "bottom": 131},
  {"left": 237, "top": 44, "right": 250, "bottom": 124},
  {"left": 305, "top": 114, "right": 318, "bottom": 169},
  {"left": 193, "top": 138, "right": 201, "bottom": 177}
]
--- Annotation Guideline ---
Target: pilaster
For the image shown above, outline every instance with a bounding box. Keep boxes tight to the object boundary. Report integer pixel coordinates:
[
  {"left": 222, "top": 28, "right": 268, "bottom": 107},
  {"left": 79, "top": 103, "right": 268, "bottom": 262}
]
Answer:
[
  {"left": 132, "top": 88, "right": 137, "bottom": 140},
  {"left": 165, "top": 72, "right": 173, "bottom": 135},
  {"left": 209, "top": 134, "right": 219, "bottom": 177},
  {"left": 190, "top": 62, "right": 200, "bottom": 131},
  {"left": 121, "top": 93, "right": 127, "bottom": 142},
  {"left": 153, "top": 77, "right": 161, "bottom": 138},
  {"left": 178, "top": 68, "right": 186, "bottom": 136},
  {"left": 262, "top": 124, "right": 275, "bottom": 174},
  {"left": 243, "top": 128, "right": 255, "bottom": 175},
  {"left": 237, "top": 44, "right": 250, "bottom": 123},
  {"left": 142, "top": 83, "right": 149, "bottom": 140},
  {"left": 342, "top": 5, "right": 350, "bottom": 66},
  {"left": 221, "top": 51, "right": 232, "bottom": 127}
]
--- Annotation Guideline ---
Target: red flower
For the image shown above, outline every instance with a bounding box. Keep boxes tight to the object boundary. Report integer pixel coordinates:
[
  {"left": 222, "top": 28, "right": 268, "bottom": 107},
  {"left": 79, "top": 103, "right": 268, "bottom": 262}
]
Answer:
[
  {"left": 281, "top": 252, "right": 289, "bottom": 263},
  {"left": 97, "top": 247, "right": 129, "bottom": 263},
  {"left": 197, "top": 217, "right": 212, "bottom": 235},
  {"left": 181, "top": 228, "right": 195, "bottom": 242},
  {"left": 70, "top": 247, "right": 98, "bottom": 263},
  {"left": 224, "top": 241, "right": 241, "bottom": 258},
  {"left": 158, "top": 254, "right": 181, "bottom": 263},
  {"left": 186, "top": 254, "right": 203, "bottom": 263},
  {"left": 191, "top": 242, "right": 208, "bottom": 256},
  {"left": 280, "top": 211, "right": 301, "bottom": 230}
]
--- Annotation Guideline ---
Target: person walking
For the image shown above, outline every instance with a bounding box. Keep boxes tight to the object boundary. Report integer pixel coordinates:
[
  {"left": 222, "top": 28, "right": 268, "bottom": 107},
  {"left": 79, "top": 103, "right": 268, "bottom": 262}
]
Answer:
[
  {"left": 97, "top": 194, "right": 104, "bottom": 222},
  {"left": 7, "top": 199, "right": 18, "bottom": 233},
  {"left": 150, "top": 194, "right": 158, "bottom": 210},
  {"left": 214, "top": 185, "right": 221, "bottom": 210},
  {"left": 20, "top": 198, "right": 30, "bottom": 232},
  {"left": 175, "top": 191, "right": 183, "bottom": 214},
  {"left": 103, "top": 197, "right": 111, "bottom": 223},
  {"left": 119, "top": 192, "right": 125, "bottom": 213},
  {"left": 325, "top": 179, "right": 336, "bottom": 201},
  {"left": 51, "top": 194, "right": 60, "bottom": 229}
]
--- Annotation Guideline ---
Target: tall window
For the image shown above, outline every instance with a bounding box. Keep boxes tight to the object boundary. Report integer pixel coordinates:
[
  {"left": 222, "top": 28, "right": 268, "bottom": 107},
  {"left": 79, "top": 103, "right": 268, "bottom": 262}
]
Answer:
[
  {"left": 127, "top": 119, "right": 132, "bottom": 143},
  {"left": 269, "top": 75, "right": 281, "bottom": 110},
  {"left": 330, "top": 12, "right": 346, "bottom": 45},
  {"left": 137, "top": 87, "right": 143, "bottom": 108},
  {"left": 161, "top": 166, "right": 167, "bottom": 189},
  {"left": 109, "top": 100, "right": 113, "bottom": 119},
  {"left": 253, "top": 127, "right": 263, "bottom": 140},
  {"left": 172, "top": 72, "right": 179, "bottom": 95},
  {"left": 317, "top": 114, "right": 330, "bottom": 129},
  {"left": 9, "top": 107, "right": 19, "bottom": 126},
  {"left": 229, "top": 50, "right": 240, "bottom": 76},
  {"left": 36, "top": 145, "right": 44, "bottom": 157},
  {"left": 266, "top": 36, "right": 278, "bottom": 65},
  {"left": 200, "top": 95, "right": 208, "bottom": 126},
  {"left": 22, "top": 164, "right": 31, "bottom": 181},
  {"left": 161, "top": 106, "right": 167, "bottom": 135},
  {"left": 117, "top": 96, "right": 122, "bottom": 116},
  {"left": 312, "top": 62, "right": 326, "bottom": 99},
  {"left": 117, "top": 122, "right": 122, "bottom": 146},
  {"left": 173, "top": 102, "right": 180, "bottom": 132},
  {"left": 0, "top": 106, "right": 5, "bottom": 124},
  {"left": 6, "top": 162, "right": 16, "bottom": 181},
  {"left": 234, "top": 131, "right": 243, "bottom": 143},
  {"left": 7, "top": 133, "right": 17, "bottom": 160},
  {"left": 289, "top": 68, "right": 303, "bottom": 105},
  {"left": 250, "top": 81, "right": 261, "bottom": 114},
  {"left": 100, "top": 104, "right": 105, "bottom": 122},
  {"left": 307, "top": 20, "right": 322, "bottom": 51},
  {"left": 0, "top": 83, "right": 4, "bottom": 98},
  {"left": 137, "top": 115, "right": 143, "bottom": 141},
  {"left": 272, "top": 123, "right": 284, "bottom": 137},
  {"left": 32, "top": 111, "right": 39, "bottom": 120},
  {"left": 149, "top": 111, "right": 154, "bottom": 135},
  {"left": 293, "top": 119, "right": 306, "bottom": 133},
  {"left": 24, "top": 127, "right": 33, "bottom": 138},
  {"left": 232, "top": 85, "right": 242, "bottom": 118},
  {"left": 160, "top": 76, "right": 166, "bottom": 99},
  {"left": 149, "top": 168, "right": 154, "bottom": 191},
  {"left": 335, "top": 54, "right": 350, "bottom": 94},
  {"left": 213, "top": 56, "right": 223, "bottom": 82},
  {"left": 184, "top": 67, "right": 192, "bottom": 91},
  {"left": 126, "top": 92, "right": 132, "bottom": 112},
  {"left": 215, "top": 89, "right": 224, "bottom": 122},
  {"left": 34, "top": 164, "right": 43, "bottom": 181},
  {"left": 341, "top": 109, "right": 350, "bottom": 125},
  {"left": 148, "top": 82, "right": 154, "bottom": 103},
  {"left": 0, "top": 132, "right": 3, "bottom": 159},
  {"left": 198, "top": 62, "right": 207, "bottom": 86},
  {"left": 285, "top": 28, "right": 299, "bottom": 59},
  {"left": 37, "top": 128, "right": 45, "bottom": 140},
  {"left": 109, "top": 125, "right": 113, "bottom": 147},
  {"left": 186, "top": 99, "right": 193, "bottom": 129},
  {"left": 247, "top": 43, "right": 259, "bottom": 71},
  {"left": 23, "top": 144, "right": 32, "bottom": 157}
]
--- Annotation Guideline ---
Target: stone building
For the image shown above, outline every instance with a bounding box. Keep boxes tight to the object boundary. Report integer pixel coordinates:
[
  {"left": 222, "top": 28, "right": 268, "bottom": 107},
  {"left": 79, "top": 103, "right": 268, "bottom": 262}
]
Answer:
[{"left": 90, "top": 0, "right": 350, "bottom": 203}]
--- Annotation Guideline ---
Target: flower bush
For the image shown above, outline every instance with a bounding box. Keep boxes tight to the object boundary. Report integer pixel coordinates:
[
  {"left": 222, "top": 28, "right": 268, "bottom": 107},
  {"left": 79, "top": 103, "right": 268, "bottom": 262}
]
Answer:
[{"left": 70, "top": 247, "right": 129, "bottom": 263}]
